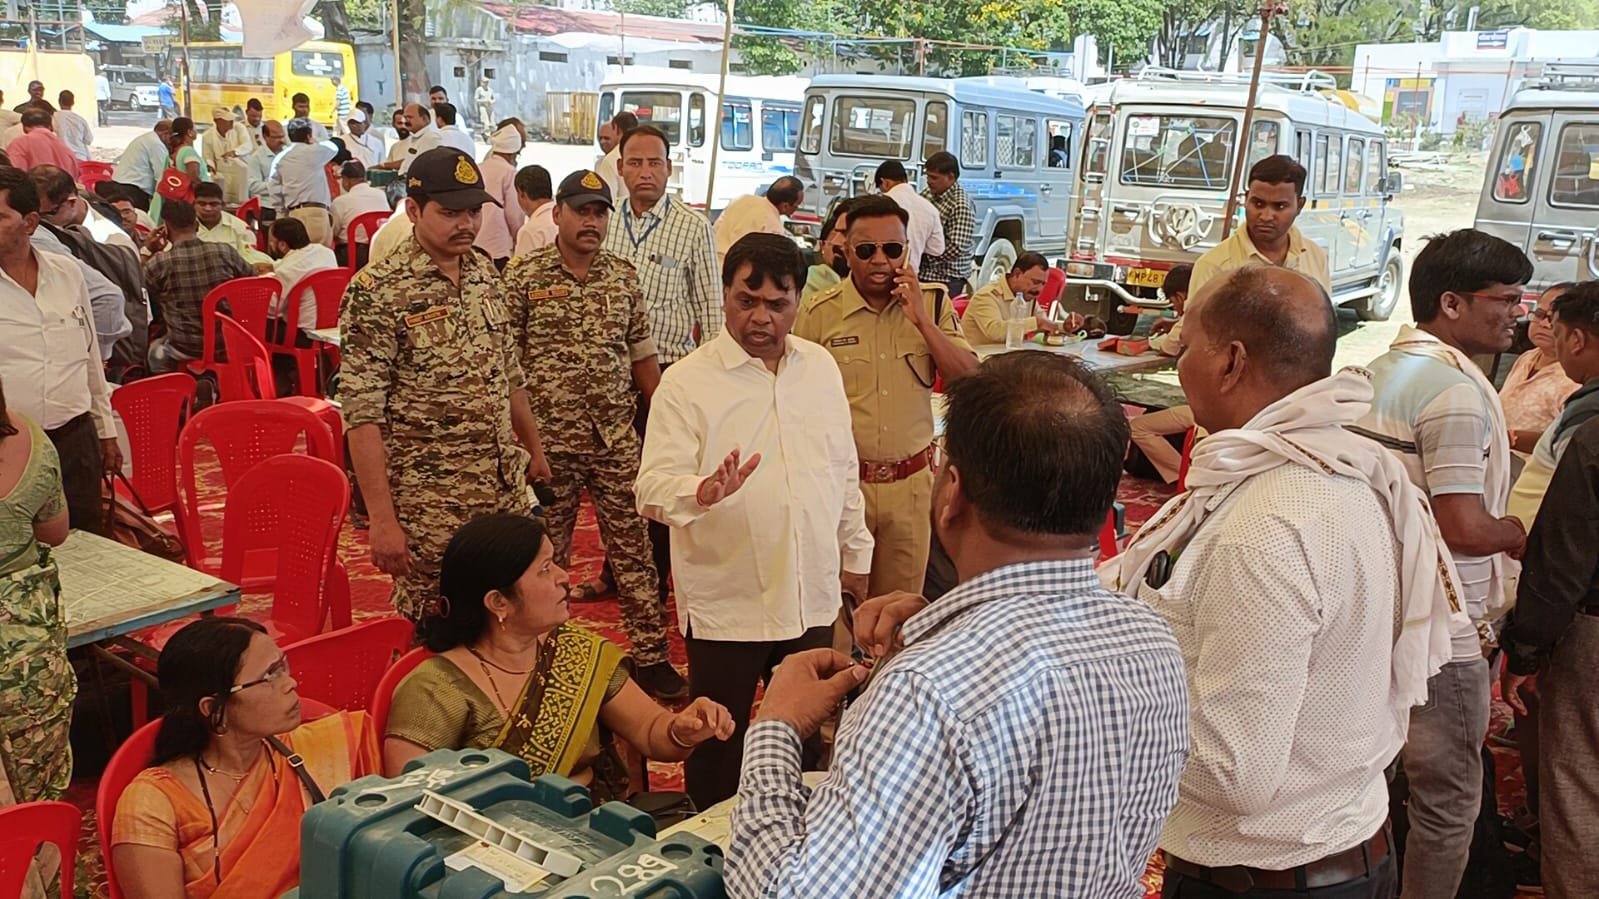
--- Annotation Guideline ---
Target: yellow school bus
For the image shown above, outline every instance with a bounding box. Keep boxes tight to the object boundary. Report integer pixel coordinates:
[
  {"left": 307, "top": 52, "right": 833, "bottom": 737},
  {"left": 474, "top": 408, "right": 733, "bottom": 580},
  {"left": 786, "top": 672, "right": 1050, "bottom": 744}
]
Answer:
[{"left": 178, "top": 40, "right": 356, "bottom": 126}]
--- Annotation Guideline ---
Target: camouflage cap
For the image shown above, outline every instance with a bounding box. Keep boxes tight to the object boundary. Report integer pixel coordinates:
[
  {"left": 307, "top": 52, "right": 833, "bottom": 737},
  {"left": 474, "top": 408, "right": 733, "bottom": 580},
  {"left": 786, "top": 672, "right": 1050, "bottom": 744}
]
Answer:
[
  {"left": 407, "top": 147, "right": 500, "bottom": 210},
  {"left": 556, "top": 169, "right": 613, "bottom": 210}
]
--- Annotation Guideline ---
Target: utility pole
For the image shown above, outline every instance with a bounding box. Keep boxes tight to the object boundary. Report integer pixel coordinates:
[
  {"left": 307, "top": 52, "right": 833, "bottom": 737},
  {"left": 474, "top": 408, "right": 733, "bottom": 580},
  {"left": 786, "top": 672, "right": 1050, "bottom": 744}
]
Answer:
[
  {"left": 1221, "top": 1, "right": 1285, "bottom": 238},
  {"left": 705, "top": 0, "right": 736, "bottom": 209}
]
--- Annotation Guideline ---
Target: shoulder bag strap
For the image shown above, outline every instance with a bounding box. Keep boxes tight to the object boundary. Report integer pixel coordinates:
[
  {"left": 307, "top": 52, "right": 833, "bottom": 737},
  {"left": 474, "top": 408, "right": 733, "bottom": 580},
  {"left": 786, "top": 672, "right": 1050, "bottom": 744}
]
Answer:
[{"left": 267, "top": 735, "right": 326, "bottom": 805}]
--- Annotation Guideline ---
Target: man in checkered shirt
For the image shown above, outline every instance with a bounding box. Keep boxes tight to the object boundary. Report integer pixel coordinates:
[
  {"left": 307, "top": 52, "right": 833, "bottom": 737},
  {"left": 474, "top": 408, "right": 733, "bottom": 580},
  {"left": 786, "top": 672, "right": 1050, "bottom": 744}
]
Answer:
[
  {"left": 919, "top": 150, "right": 976, "bottom": 298},
  {"left": 726, "top": 351, "right": 1190, "bottom": 899}
]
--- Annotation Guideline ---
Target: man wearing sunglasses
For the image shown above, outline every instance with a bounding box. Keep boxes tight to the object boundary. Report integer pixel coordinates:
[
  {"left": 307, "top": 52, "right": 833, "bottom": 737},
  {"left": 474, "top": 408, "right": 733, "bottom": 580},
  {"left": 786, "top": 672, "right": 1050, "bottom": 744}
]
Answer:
[
  {"left": 1354, "top": 229, "right": 1532, "bottom": 899},
  {"left": 794, "top": 194, "right": 977, "bottom": 598}
]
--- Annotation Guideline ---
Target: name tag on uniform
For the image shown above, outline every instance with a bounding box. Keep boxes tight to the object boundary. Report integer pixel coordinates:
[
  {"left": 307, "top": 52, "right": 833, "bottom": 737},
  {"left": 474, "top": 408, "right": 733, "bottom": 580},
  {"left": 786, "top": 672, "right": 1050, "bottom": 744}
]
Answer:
[
  {"left": 528, "top": 287, "right": 572, "bottom": 301},
  {"left": 828, "top": 336, "right": 859, "bottom": 348},
  {"left": 404, "top": 306, "right": 451, "bottom": 329}
]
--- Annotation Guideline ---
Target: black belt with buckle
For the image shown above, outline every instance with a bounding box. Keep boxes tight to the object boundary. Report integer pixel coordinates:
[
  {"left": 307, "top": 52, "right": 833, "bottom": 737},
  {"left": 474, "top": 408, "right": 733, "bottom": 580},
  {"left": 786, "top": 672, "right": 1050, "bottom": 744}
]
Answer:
[
  {"left": 288, "top": 202, "right": 329, "bottom": 212},
  {"left": 1165, "top": 820, "right": 1392, "bottom": 893}
]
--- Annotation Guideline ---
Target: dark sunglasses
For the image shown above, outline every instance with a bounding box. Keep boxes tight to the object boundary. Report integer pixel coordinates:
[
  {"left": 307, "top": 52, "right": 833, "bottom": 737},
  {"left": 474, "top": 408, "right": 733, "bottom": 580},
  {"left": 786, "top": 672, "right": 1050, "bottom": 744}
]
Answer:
[{"left": 853, "top": 242, "right": 905, "bottom": 262}]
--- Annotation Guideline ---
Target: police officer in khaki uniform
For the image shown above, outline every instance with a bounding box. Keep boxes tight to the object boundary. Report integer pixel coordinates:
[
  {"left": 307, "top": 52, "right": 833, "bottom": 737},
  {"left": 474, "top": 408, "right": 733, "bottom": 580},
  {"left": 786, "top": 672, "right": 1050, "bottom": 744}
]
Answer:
[
  {"left": 501, "top": 170, "right": 686, "bottom": 701},
  {"left": 341, "top": 147, "right": 551, "bottom": 622},
  {"left": 793, "top": 194, "right": 977, "bottom": 597}
]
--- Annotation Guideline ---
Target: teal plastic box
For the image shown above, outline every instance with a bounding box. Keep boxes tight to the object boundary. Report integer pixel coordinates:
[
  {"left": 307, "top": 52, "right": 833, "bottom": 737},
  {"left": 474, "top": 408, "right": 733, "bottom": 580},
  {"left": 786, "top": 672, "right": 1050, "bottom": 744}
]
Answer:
[{"left": 296, "top": 748, "right": 725, "bottom": 898}]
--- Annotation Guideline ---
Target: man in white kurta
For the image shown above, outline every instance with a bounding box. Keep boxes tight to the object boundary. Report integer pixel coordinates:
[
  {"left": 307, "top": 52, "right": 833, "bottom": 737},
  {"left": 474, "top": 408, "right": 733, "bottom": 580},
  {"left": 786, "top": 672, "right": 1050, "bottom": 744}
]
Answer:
[
  {"left": 202, "top": 107, "right": 254, "bottom": 206},
  {"left": 636, "top": 231, "right": 873, "bottom": 810}
]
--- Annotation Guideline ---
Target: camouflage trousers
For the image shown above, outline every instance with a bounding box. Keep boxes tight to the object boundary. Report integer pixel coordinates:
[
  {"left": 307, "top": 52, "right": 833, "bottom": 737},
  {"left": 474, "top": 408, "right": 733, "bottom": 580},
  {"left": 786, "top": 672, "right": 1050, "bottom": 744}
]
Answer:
[
  {"left": 543, "top": 438, "right": 670, "bottom": 666},
  {"left": 390, "top": 482, "right": 534, "bottom": 622}
]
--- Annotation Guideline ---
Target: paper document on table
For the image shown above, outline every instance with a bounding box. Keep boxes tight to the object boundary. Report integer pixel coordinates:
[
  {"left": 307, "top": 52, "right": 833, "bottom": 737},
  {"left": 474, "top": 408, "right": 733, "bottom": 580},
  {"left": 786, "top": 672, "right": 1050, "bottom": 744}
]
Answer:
[{"left": 57, "top": 530, "right": 232, "bottom": 634}]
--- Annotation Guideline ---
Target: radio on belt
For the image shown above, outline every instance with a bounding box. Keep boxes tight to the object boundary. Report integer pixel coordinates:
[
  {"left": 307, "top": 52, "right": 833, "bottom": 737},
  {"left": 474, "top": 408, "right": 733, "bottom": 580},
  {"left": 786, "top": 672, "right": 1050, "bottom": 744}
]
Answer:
[{"left": 293, "top": 748, "right": 726, "bottom": 898}]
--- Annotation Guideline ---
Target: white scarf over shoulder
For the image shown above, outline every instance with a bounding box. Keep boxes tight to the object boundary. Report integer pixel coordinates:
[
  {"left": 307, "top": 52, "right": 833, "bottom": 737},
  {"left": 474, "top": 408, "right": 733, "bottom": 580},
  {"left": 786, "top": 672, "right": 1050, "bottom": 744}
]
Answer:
[{"left": 1101, "top": 367, "right": 1469, "bottom": 730}]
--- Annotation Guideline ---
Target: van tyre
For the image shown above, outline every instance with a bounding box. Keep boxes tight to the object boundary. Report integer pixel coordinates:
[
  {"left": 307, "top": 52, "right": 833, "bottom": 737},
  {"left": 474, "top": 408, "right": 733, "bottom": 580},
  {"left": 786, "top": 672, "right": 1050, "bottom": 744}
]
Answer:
[
  {"left": 1360, "top": 252, "right": 1403, "bottom": 322},
  {"left": 976, "top": 238, "right": 1019, "bottom": 290}
]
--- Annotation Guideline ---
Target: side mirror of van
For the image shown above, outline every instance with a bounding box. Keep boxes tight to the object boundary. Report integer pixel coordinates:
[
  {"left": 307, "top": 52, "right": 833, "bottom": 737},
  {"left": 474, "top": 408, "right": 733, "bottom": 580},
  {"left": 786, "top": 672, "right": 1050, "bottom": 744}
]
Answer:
[{"left": 1380, "top": 172, "right": 1403, "bottom": 197}]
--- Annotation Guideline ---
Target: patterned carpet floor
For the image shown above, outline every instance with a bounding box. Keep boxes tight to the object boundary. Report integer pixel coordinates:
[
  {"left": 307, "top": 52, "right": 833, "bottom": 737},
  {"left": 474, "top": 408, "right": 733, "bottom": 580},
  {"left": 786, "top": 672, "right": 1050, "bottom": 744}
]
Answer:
[{"left": 59, "top": 471, "right": 1536, "bottom": 897}]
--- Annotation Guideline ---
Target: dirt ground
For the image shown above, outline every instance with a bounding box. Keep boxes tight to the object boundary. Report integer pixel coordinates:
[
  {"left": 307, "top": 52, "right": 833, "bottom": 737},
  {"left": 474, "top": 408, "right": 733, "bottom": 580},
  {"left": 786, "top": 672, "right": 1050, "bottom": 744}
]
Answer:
[{"left": 1331, "top": 152, "right": 1489, "bottom": 369}]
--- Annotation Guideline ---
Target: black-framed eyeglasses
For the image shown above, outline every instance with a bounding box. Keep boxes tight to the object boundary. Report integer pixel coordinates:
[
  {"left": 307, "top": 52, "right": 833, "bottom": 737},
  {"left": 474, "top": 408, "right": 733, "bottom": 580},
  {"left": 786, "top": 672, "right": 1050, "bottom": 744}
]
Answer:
[
  {"left": 229, "top": 656, "right": 292, "bottom": 694},
  {"left": 853, "top": 242, "right": 905, "bottom": 262},
  {"left": 1459, "top": 291, "right": 1524, "bottom": 310},
  {"left": 1531, "top": 308, "right": 1555, "bottom": 321}
]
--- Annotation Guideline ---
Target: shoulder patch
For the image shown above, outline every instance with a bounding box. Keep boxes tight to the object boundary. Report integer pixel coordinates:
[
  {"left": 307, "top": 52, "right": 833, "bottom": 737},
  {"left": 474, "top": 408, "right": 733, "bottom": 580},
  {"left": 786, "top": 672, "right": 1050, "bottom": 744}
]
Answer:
[{"left": 352, "top": 270, "right": 376, "bottom": 290}]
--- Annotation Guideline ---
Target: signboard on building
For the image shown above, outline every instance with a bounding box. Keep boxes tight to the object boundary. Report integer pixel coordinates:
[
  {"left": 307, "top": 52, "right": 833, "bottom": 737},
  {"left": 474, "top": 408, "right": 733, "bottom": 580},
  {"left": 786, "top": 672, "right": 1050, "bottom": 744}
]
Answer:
[{"left": 1477, "top": 30, "right": 1509, "bottom": 50}]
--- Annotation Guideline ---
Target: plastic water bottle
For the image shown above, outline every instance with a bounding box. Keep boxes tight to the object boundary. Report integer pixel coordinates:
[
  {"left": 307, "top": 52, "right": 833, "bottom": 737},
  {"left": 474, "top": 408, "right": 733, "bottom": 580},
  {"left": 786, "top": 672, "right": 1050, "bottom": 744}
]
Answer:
[{"left": 1004, "top": 292, "right": 1031, "bottom": 350}]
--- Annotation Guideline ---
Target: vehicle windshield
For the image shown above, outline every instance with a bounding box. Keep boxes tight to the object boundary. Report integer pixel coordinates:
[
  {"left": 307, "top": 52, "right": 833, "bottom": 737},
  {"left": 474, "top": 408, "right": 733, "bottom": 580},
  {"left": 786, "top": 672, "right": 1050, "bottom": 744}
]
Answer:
[
  {"left": 1084, "top": 112, "right": 1112, "bottom": 177},
  {"left": 291, "top": 50, "right": 344, "bottom": 79},
  {"left": 1120, "top": 114, "right": 1238, "bottom": 190},
  {"left": 830, "top": 95, "right": 915, "bottom": 159},
  {"left": 117, "top": 69, "right": 159, "bottom": 84},
  {"left": 622, "top": 90, "right": 683, "bottom": 145}
]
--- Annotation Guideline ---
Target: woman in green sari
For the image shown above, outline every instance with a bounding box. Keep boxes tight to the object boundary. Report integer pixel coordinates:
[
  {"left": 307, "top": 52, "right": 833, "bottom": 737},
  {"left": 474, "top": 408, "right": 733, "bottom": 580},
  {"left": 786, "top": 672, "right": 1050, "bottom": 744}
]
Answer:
[{"left": 383, "top": 513, "right": 733, "bottom": 800}]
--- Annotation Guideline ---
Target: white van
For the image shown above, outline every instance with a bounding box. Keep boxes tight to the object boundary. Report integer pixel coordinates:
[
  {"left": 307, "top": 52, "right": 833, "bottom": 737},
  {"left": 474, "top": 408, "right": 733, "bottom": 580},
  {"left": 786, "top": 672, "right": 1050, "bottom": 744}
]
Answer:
[
  {"left": 1474, "top": 64, "right": 1599, "bottom": 298},
  {"left": 596, "top": 67, "right": 808, "bottom": 212}
]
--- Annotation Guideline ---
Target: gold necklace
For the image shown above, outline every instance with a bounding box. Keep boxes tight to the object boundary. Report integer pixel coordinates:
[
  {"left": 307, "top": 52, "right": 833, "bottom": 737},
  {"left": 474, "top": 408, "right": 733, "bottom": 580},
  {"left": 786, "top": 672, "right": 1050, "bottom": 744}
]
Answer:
[{"left": 199, "top": 744, "right": 260, "bottom": 781}]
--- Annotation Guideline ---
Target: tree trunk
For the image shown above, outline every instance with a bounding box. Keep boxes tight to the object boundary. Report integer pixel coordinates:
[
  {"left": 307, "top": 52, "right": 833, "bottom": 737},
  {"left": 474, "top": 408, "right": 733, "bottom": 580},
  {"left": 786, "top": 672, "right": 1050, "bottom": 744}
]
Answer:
[
  {"left": 399, "top": 0, "right": 429, "bottom": 103},
  {"left": 314, "top": 0, "right": 354, "bottom": 44}
]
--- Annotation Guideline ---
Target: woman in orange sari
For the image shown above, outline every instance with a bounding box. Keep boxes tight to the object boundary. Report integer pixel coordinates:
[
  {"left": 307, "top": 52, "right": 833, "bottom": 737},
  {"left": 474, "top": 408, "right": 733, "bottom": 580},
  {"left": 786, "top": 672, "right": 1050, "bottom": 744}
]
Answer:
[
  {"left": 383, "top": 513, "right": 734, "bottom": 799},
  {"left": 111, "top": 617, "right": 377, "bottom": 898}
]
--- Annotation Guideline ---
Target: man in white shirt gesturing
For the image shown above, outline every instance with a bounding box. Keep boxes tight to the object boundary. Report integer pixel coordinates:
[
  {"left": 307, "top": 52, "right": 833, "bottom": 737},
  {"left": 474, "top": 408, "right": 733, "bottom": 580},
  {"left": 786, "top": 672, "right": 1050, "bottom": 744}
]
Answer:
[
  {"left": 1105, "top": 265, "right": 1467, "bottom": 898},
  {"left": 873, "top": 160, "right": 943, "bottom": 276},
  {"left": 636, "top": 232, "right": 873, "bottom": 809}
]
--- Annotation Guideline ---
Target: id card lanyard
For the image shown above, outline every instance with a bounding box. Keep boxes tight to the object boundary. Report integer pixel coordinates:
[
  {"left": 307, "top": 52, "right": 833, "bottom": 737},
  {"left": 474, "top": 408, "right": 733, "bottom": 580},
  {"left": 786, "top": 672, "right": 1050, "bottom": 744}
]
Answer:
[{"left": 623, "top": 196, "right": 667, "bottom": 249}]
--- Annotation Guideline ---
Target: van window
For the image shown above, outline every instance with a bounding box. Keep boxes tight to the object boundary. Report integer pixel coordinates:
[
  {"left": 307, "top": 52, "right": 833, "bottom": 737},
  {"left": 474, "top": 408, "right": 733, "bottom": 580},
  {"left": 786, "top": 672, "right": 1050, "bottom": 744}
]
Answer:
[
  {"left": 832, "top": 96, "right": 915, "bottom": 159},
  {"left": 1083, "top": 112, "right": 1111, "bottom": 179},
  {"left": 1246, "top": 120, "right": 1280, "bottom": 169},
  {"left": 1294, "top": 128, "right": 1313, "bottom": 182},
  {"left": 622, "top": 91, "right": 683, "bottom": 145},
  {"left": 1493, "top": 122, "right": 1541, "bottom": 203},
  {"left": 1047, "top": 119, "right": 1072, "bottom": 167},
  {"left": 1367, "top": 140, "right": 1385, "bottom": 195},
  {"left": 689, "top": 93, "right": 706, "bottom": 147},
  {"left": 923, "top": 101, "right": 948, "bottom": 159},
  {"left": 1315, "top": 134, "right": 1341, "bottom": 195},
  {"left": 598, "top": 92, "right": 615, "bottom": 129},
  {"left": 997, "top": 114, "right": 1037, "bottom": 168},
  {"left": 761, "top": 104, "right": 800, "bottom": 153},
  {"left": 722, "top": 99, "right": 753, "bottom": 151},
  {"left": 1121, "top": 115, "right": 1236, "bottom": 190},
  {"left": 1344, "top": 138, "right": 1365, "bottom": 195},
  {"left": 961, "top": 110, "right": 989, "bottom": 168},
  {"left": 799, "top": 96, "right": 823, "bottom": 155},
  {"left": 1550, "top": 123, "right": 1599, "bottom": 207}
]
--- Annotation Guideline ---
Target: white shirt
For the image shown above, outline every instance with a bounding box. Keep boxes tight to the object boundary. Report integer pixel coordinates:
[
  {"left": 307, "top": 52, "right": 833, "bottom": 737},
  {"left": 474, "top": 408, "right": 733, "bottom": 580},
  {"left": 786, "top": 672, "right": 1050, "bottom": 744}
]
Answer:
[
  {"left": 636, "top": 330, "right": 873, "bottom": 641},
  {"left": 31, "top": 228, "right": 131, "bottom": 361},
  {"left": 393, "top": 128, "right": 441, "bottom": 174},
  {"left": 247, "top": 143, "right": 285, "bottom": 204},
  {"left": 54, "top": 108, "right": 93, "bottom": 161},
  {"left": 1144, "top": 463, "right": 1402, "bottom": 869},
  {"left": 713, "top": 193, "right": 784, "bottom": 259},
  {"left": 595, "top": 146, "right": 625, "bottom": 202},
  {"left": 331, "top": 184, "right": 391, "bottom": 244},
  {"left": 366, "top": 212, "right": 412, "bottom": 266},
  {"left": 346, "top": 130, "right": 384, "bottom": 167},
  {"left": 434, "top": 125, "right": 476, "bottom": 156},
  {"left": 0, "top": 249, "right": 116, "bottom": 438},
  {"left": 203, "top": 123, "right": 254, "bottom": 205},
  {"left": 513, "top": 202, "right": 556, "bottom": 258},
  {"left": 272, "top": 243, "right": 339, "bottom": 327},
  {"left": 473, "top": 154, "right": 525, "bottom": 261},
  {"left": 268, "top": 140, "right": 338, "bottom": 210},
  {"left": 95, "top": 75, "right": 110, "bottom": 102},
  {"left": 83, "top": 208, "right": 137, "bottom": 254},
  {"left": 885, "top": 182, "right": 945, "bottom": 275}
]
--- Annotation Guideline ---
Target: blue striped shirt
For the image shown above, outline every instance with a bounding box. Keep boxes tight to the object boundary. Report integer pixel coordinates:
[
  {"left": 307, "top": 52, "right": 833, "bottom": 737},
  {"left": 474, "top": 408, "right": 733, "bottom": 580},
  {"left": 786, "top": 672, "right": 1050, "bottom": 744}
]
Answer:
[{"left": 727, "top": 558, "right": 1190, "bottom": 899}]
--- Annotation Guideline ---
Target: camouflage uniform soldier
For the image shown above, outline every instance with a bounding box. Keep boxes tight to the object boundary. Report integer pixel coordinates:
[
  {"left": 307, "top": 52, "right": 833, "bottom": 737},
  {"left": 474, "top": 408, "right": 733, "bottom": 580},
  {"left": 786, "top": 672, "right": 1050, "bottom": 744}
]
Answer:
[
  {"left": 341, "top": 148, "right": 550, "bottom": 621},
  {"left": 503, "top": 169, "right": 686, "bottom": 700}
]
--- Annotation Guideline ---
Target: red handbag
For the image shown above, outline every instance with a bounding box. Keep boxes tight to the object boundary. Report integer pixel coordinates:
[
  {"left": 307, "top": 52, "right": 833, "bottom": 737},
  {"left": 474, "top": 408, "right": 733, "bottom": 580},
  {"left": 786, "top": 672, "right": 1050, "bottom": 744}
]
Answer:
[{"left": 157, "top": 158, "right": 194, "bottom": 203}]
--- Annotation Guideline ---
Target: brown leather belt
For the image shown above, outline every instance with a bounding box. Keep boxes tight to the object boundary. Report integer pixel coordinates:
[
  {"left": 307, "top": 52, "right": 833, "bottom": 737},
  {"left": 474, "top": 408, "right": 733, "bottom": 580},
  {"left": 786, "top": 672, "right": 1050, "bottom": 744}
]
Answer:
[
  {"left": 1165, "top": 821, "right": 1392, "bottom": 893},
  {"left": 859, "top": 446, "right": 933, "bottom": 484},
  {"left": 288, "top": 202, "right": 330, "bottom": 212}
]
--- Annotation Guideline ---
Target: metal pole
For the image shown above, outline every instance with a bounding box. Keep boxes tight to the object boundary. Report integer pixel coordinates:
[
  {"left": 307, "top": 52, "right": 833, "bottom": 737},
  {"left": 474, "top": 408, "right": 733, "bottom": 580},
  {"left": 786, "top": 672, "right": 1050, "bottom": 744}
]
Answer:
[
  {"left": 1221, "top": 2, "right": 1277, "bottom": 239},
  {"left": 705, "top": 0, "right": 736, "bottom": 210},
  {"left": 179, "top": 0, "right": 192, "bottom": 117},
  {"left": 393, "top": 0, "right": 403, "bottom": 105}
]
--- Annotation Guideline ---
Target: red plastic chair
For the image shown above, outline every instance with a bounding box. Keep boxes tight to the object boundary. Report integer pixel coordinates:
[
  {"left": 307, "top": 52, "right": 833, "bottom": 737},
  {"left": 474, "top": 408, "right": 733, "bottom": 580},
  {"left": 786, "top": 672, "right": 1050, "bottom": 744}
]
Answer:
[
  {"left": 79, "top": 159, "right": 115, "bottom": 191},
  {"left": 183, "top": 276, "right": 282, "bottom": 384},
  {"left": 110, "top": 373, "right": 196, "bottom": 515},
  {"left": 99, "top": 700, "right": 335, "bottom": 899},
  {"left": 284, "top": 617, "right": 415, "bottom": 712},
  {"left": 174, "top": 399, "right": 337, "bottom": 575},
  {"left": 234, "top": 196, "right": 266, "bottom": 251},
  {"left": 221, "top": 454, "right": 352, "bottom": 642},
  {"left": 1097, "top": 507, "right": 1120, "bottom": 562},
  {"left": 0, "top": 801, "right": 80, "bottom": 899},
  {"left": 274, "top": 267, "right": 353, "bottom": 397},
  {"left": 1039, "top": 268, "right": 1067, "bottom": 312},
  {"left": 345, "top": 209, "right": 390, "bottom": 271},
  {"left": 370, "top": 645, "right": 434, "bottom": 741},
  {"left": 216, "top": 314, "right": 346, "bottom": 459}
]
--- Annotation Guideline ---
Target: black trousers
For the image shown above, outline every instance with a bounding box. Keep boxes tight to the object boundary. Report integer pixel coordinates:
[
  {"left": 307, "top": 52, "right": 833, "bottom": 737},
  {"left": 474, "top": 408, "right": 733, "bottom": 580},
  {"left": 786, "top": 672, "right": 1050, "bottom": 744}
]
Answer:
[
  {"left": 683, "top": 624, "right": 834, "bottom": 809},
  {"left": 1163, "top": 852, "right": 1396, "bottom": 899},
  {"left": 97, "top": 179, "right": 153, "bottom": 212},
  {"left": 45, "top": 413, "right": 105, "bottom": 535}
]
